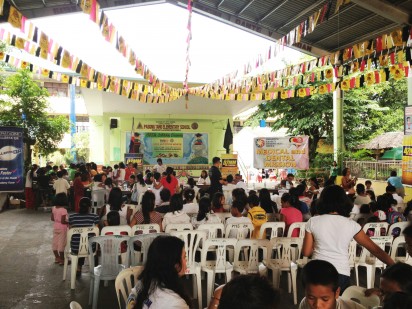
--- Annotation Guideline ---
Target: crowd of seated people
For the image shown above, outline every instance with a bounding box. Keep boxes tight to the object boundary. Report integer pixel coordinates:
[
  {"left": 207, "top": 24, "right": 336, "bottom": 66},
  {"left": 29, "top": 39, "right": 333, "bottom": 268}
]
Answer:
[{"left": 38, "top": 159, "right": 412, "bottom": 308}]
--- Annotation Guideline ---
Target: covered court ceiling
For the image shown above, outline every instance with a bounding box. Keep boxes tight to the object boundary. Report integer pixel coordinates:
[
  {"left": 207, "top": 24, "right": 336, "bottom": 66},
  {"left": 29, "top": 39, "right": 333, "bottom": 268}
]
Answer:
[{"left": 7, "top": 0, "right": 412, "bottom": 56}]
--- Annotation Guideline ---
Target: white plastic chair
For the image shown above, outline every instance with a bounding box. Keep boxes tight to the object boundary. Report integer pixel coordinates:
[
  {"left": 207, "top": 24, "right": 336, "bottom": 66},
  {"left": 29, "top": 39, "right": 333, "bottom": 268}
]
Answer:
[
  {"left": 165, "top": 223, "right": 193, "bottom": 233},
  {"left": 115, "top": 266, "right": 144, "bottom": 309},
  {"left": 88, "top": 235, "right": 129, "bottom": 309},
  {"left": 129, "top": 233, "right": 167, "bottom": 266},
  {"left": 131, "top": 223, "right": 161, "bottom": 235},
  {"left": 101, "top": 225, "right": 132, "bottom": 236},
  {"left": 91, "top": 189, "right": 108, "bottom": 214},
  {"left": 233, "top": 239, "right": 269, "bottom": 275},
  {"left": 197, "top": 223, "right": 225, "bottom": 238},
  {"left": 171, "top": 230, "right": 207, "bottom": 309},
  {"left": 214, "top": 212, "right": 232, "bottom": 224},
  {"left": 200, "top": 238, "right": 238, "bottom": 303},
  {"left": 101, "top": 225, "right": 133, "bottom": 266},
  {"left": 362, "top": 222, "right": 389, "bottom": 236},
  {"left": 259, "top": 222, "right": 286, "bottom": 239},
  {"left": 63, "top": 226, "right": 100, "bottom": 290},
  {"left": 69, "top": 301, "right": 83, "bottom": 309},
  {"left": 286, "top": 222, "right": 306, "bottom": 238},
  {"left": 225, "top": 223, "right": 254, "bottom": 239},
  {"left": 266, "top": 237, "right": 303, "bottom": 305},
  {"left": 341, "top": 286, "right": 380, "bottom": 309},
  {"left": 390, "top": 236, "right": 412, "bottom": 265},
  {"left": 355, "top": 236, "right": 393, "bottom": 289},
  {"left": 348, "top": 239, "right": 358, "bottom": 271},
  {"left": 388, "top": 222, "right": 409, "bottom": 236}
]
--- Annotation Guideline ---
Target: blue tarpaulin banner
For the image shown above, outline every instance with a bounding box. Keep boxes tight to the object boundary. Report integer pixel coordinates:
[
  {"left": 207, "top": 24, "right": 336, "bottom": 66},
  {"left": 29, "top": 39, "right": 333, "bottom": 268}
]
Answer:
[{"left": 0, "top": 127, "right": 24, "bottom": 192}]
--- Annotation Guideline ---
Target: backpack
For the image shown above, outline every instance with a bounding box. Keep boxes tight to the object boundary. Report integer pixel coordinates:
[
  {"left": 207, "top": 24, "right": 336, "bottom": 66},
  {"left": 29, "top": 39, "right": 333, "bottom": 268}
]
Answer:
[
  {"left": 248, "top": 207, "right": 267, "bottom": 228},
  {"left": 387, "top": 210, "right": 406, "bottom": 237}
]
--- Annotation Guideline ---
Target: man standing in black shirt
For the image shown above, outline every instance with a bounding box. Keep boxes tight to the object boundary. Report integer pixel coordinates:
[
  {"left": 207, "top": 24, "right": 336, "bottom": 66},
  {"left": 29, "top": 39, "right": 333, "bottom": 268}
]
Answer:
[{"left": 209, "top": 157, "right": 223, "bottom": 197}]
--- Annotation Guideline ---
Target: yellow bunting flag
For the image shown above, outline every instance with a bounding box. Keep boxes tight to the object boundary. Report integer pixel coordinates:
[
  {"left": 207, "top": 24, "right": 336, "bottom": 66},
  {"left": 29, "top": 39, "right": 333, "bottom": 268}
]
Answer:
[{"left": 8, "top": 6, "right": 22, "bottom": 29}]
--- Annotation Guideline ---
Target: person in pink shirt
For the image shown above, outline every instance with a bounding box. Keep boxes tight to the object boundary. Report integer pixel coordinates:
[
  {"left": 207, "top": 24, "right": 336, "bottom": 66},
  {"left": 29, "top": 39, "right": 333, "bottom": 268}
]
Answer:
[
  {"left": 279, "top": 193, "right": 303, "bottom": 237},
  {"left": 51, "top": 193, "right": 69, "bottom": 265}
]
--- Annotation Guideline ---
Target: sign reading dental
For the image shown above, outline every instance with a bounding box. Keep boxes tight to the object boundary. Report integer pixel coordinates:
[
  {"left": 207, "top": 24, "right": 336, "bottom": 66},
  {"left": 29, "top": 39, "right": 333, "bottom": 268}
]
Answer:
[
  {"left": 0, "top": 127, "right": 24, "bottom": 192},
  {"left": 253, "top": 136, "right": 309, "bottom": 170}
]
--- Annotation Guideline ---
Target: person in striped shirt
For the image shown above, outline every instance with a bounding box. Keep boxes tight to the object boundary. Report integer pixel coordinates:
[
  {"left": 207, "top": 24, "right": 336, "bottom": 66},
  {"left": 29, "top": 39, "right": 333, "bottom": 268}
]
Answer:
[{"left": 68, "top": 197, "right": 99, "bottom": 276}]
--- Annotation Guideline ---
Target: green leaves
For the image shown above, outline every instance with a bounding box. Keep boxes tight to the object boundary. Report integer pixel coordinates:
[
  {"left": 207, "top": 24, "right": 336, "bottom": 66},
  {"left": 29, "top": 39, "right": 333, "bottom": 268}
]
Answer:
[
  {"left": 247, "top": 79, "right": 406, "bottom": 164},
  {"left": 0, "top": 69, "right": 70, "bottom": 164}
]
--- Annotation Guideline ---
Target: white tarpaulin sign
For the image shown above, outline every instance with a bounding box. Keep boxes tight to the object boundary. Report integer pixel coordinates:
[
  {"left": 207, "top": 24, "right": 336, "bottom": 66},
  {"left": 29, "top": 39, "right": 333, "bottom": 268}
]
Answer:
[{"left": 253, "top": 136, "right": 309, "bottom": 170}]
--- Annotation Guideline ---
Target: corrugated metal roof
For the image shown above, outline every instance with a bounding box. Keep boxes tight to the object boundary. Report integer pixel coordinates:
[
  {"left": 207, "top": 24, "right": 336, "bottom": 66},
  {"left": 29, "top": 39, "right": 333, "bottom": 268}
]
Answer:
[{"left": 7, "top": 0, "right": 412, "bottom": 56}]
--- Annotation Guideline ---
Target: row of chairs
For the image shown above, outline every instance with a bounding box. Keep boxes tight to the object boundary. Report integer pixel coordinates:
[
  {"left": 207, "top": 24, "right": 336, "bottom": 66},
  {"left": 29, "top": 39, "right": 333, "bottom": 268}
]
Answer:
[{"left": 115, "top": 232, "right": 303, "bottom": 308}]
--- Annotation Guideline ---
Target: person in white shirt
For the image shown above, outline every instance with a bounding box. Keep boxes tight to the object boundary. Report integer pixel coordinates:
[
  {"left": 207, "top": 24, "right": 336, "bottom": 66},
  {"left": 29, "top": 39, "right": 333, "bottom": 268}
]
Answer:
[
  {"left": 191, "top": 195, "right": 220, "bottom": 228},
  {"left": 162, "top": 194, "right": 191, "bottom": 231},
  {"left": 127, "top": 235, "right": 190, "bottom": 309},
  {"left": 197, "top": 170, "right": 211, "bottom": 185},
  {"left": 131, "top": 174, "right": 147, "bottom": 203},
  {"left": 299, "top": 260, "right": 366, "bottom": 309},
  {"left": 386, "top": 185, "right": 405, "bottom": 212},
  {"left": 151, "top": 172, "right": 163, "bottom": 206},
  {"left": 182, "top": 188, "right": 198, "bottom": 214},
  {"left": 53, "top": 170, "right": 70, "bottom": 195},
  {"left": 354, "top": 183, "right": 371, "bottom": 207},
  {"left": 303, "top": 185, "right": 394, "bottom": 293},
  {"left": 153, "top": 158, "right": 166, "bottom": 175},
  {"left": 226, "top": 199, "right": 252, "bottom": 238}
]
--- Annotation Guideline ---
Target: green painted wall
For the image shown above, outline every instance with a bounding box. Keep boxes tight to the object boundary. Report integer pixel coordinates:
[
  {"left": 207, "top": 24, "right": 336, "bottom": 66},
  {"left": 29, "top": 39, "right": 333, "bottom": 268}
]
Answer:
[{"left": 89, "top": 113, "right": 232, "bottom": 165}]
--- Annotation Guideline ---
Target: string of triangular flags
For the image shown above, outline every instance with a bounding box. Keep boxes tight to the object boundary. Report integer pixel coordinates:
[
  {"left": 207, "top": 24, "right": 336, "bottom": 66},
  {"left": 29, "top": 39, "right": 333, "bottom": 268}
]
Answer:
[
  {"left": 205, "top": 0, "right": 338, "bottom": 88},
  {"left": 0, "top": 0, "right": 184, "bottom": 98},
  {"left": 188, "top": 25, "right": 412, "bottom": 100},
  {"left": 77, "top": 0, "right": 182, "bottom": 94},
  {"left": 0, "top": 0, "right": 411, "bottom": 102},
  {"left": 0, "top": 50, "right": 180, "bottom": 103}
]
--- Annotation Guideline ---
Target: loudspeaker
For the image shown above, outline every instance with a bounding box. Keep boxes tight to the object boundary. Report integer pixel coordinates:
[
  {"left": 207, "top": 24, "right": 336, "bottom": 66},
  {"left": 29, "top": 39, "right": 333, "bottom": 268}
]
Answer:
[{"left": 110, "top": 118, "right": 118, "bottom": 129}]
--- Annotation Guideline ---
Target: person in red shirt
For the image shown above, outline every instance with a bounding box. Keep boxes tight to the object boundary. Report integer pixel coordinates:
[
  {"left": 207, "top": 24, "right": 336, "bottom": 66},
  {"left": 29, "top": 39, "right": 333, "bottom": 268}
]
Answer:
[
  {"left": 124, "top": 162, "right": 136, "bottom": 181},
  {"left": 160, "top": 167, "right": 180, "bottom": 196}
]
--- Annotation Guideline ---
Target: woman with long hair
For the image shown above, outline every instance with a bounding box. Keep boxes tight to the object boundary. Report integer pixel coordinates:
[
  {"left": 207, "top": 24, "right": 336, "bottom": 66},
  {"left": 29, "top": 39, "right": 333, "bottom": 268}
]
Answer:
[
  {"left": 197, "top": 170, "right": 210, "bottom": 185},
  {"left": 130, "top": 191, "right": 163, "bottom": 230},
  {"left": 160, "top": 166, "right": 180, "bottom": 196},
  {"left": 162, "top": 194, "right": 191, "bottom": 231},
  {"left": 128, "top": 236, "right": 191, "bottom": 308},
  {"left": 192, "top": 196, "right": 220, "bottom": 228},
  {"left": 131, "top": 174, "right": 147, "bottom": 203},
  {"left": 259, "top": 188, "right": 277, "bottom": 213},
  {"left": 100, "top": 187, "right": 131, "bottom": 226}
]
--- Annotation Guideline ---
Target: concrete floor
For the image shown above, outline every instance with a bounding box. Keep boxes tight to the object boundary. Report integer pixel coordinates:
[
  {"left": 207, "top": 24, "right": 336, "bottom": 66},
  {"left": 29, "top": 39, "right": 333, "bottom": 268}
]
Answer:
[{"left": 0, "top": 208, "right": 374, "bottom": 309}]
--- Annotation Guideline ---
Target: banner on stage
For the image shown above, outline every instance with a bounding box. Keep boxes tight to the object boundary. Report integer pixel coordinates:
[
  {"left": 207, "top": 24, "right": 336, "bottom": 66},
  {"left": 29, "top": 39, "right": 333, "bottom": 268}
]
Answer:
[
  {"left": 221, "top": 154, "right": 238, "bottom": 178},
  {"left": 124, "top": 153, "right": 143, "bottom": 167},
  {"left": 126, "top": 132, "right": 209, "bottom": 165},
  {"left": 0, "top": 127, "right": 24, "bottom": 192},
  {"left": 253, "top": 136, "right": 309, "bottom": 170}
]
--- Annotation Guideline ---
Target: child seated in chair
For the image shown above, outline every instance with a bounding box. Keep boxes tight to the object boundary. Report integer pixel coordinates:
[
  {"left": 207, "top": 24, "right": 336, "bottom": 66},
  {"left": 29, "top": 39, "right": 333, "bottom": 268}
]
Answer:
[
  {"left": 299, "top": 260, "right": 365, "bottom": 309},
  {"left": 364, "top": 262, "right": 412, "bottom": 305},
  {"left": 247, "top": 194, "right": 267, "bottom": 238}
]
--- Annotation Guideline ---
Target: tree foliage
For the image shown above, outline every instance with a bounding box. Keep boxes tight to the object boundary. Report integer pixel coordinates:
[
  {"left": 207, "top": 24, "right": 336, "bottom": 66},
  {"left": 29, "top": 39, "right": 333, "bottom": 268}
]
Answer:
[
  {"left": 246, "top": 79, "right": 406, "bottom": 163},
  {"left": 0, "top": 69, "right": 70, "bottom": 167}
]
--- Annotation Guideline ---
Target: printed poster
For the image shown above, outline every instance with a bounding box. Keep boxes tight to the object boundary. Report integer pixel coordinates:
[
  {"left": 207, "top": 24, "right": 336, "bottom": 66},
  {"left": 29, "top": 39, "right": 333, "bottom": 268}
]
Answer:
[
  {"left": 0, "top": 127, "right": 24, "bottom": 192},
  {"left": 402, "top": 135, "right": 412, "bottom": 185},
  {"left": 126, "top": 132, "right": 208, "bottom": 165},
  {"left": 124, "top": 153, "right": 143, "bottom": 168},
  {"left": 405, "top": 106, "right": 412, "bottom": 136},
  {"left": 221, "top": 154, "right": 238, "bottom": 178},
  {"left": 253, "top": 136, "right": 309, "bottom": 170}
]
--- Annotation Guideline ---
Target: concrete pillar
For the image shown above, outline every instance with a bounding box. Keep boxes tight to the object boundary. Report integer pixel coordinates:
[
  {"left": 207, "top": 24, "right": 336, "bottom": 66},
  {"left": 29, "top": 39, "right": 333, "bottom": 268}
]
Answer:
[
  {"left": 333, "top": 82, "right": 344, "bottom": 167},
  {"left": 69, "top": 84, "right": 77, "bottom": 162}
]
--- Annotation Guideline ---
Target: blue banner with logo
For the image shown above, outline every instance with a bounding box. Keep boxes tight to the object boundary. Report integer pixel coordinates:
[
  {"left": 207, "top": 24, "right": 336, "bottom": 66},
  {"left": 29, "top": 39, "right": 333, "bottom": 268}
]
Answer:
[{"left": 0, "top": 127, "right": 24, "bottom": 192}]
